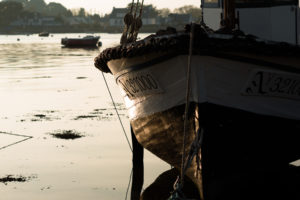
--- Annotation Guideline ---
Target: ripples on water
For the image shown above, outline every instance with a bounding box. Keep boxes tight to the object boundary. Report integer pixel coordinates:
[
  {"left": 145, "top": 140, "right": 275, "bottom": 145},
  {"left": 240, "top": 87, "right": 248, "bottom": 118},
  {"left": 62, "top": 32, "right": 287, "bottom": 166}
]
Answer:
[{"left": 0, "top": 33, "right": 169, "bottom": 200}]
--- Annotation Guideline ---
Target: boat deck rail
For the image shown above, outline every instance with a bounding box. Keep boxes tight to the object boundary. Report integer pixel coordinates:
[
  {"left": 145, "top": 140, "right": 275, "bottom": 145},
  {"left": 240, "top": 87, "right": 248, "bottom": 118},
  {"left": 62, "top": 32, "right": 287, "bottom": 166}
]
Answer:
[{"left": 95, "top": 24, "right": 300, "bottom": 74}]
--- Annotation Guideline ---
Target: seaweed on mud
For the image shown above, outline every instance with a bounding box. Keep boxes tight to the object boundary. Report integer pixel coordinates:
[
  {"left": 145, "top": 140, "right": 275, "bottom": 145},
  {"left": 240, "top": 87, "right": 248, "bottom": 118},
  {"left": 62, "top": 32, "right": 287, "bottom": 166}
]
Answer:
[
  {"left": 73, "top": 109, "right": 112, "bottom": 121},
  {"left": 73, "top": 115, "right": 98, "bottom": 120},
  {"left": 32, "top": 76, "right": 52, "bottom": 79},
  {"left": 29, "top": 114, "right": 49, "bottom": 121},
  {"left": 73, "top": 105, "right": 127, "bottom": 121},
  {"left": 34, "top": 114, "right": 47, "bottom": 118},
  {"left": 93, "top": 108, "right": 107, "bottom": 111},
  {"left": 20, "top": 111, "right": 60, "bottom": 122},
  {"left": 44, "top": 110, "right": 57, "bottom": 113},
  {"left": 49, "top": 130, "right": 84, "bottom": 140},
  {"left": 0, "top": 175, "right": 37, "bottom": 185},
  {"left": 30, "top": 114, "right": 52, "bottom": 121},
  {"left": 108, "top": 103, "right": 126, "bottom": 110}
]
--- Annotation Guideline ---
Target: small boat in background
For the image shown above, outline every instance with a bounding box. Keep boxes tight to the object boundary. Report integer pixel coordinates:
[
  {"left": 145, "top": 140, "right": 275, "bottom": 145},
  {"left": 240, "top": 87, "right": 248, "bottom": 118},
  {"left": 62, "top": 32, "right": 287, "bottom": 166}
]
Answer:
[
  {"left": 61, "top": 35, "right": 100, "bottom": 47},
  {"left": 38, "top": 32, "right": 49, "bottom": 37}
]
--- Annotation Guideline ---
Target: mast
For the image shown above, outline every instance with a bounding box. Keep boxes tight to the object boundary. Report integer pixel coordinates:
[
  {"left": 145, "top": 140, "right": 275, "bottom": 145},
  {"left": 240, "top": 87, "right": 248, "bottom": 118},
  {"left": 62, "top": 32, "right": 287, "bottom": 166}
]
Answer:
[{"left": 222, "top": 0, "right": 236, "bottom": 30}]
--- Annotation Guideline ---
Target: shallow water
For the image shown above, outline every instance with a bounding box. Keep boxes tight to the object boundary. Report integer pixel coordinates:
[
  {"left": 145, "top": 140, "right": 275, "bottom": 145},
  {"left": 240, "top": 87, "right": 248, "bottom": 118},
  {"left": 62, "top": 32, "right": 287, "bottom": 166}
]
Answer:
[{"left": 0, "top": 33, "right": 169, "bottom": 200}]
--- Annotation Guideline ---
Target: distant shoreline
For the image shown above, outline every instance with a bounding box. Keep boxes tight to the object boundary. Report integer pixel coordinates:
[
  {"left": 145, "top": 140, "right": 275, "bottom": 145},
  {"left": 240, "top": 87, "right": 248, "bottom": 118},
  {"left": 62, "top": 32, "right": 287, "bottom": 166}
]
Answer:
[{"left": 0, "top": 25, "right": 184, "bottom": 35}]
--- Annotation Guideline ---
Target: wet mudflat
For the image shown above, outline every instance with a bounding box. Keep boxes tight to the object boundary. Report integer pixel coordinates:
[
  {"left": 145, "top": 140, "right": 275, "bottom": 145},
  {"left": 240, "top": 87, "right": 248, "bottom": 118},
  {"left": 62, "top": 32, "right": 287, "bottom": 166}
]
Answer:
[{"left": 0, "top": 33, "right": 169, "bottom": 200}]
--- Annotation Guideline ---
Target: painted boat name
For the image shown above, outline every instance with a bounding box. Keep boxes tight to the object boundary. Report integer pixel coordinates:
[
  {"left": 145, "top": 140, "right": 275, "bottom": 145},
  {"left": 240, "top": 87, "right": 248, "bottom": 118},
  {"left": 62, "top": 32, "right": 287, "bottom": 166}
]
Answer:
[
  {"left": 243, "top": 69, "right": 300, "bottom": 100},
  {"left": 116, "top": 71, "right": 164, "bottom": 99}
]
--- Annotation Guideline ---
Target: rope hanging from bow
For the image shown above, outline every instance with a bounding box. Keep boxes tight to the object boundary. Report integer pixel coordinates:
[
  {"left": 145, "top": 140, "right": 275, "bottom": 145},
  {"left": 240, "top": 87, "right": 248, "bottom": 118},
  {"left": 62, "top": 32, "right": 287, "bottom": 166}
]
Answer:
[
  {"left": 120, "top": 0, "right": 144, "bottom": 45},
  {"left": 169, "top": 23, "right": 204, "bottom": 200}
]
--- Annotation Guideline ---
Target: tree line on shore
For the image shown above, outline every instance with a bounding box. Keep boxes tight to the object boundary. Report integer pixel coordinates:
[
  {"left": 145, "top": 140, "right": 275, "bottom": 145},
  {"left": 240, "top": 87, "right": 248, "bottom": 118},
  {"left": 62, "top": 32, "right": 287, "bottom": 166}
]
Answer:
[{"left": 0, "top": 0, "right": 202, "bottom": 33}]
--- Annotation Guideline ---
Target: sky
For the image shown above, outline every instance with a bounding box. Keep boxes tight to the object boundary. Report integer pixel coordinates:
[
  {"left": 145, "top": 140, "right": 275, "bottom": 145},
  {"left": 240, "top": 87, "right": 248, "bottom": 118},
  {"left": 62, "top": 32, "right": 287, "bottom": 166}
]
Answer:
[{"left": 44, "top": 0, "right": 201, "bottom": 15}]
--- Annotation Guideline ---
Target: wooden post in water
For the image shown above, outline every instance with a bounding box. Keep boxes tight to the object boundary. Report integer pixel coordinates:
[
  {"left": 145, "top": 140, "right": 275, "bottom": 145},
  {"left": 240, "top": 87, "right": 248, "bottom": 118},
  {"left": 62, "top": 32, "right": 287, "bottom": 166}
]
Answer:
[{"left": 131, "top": 125, "right": 144, "bottom": 200}]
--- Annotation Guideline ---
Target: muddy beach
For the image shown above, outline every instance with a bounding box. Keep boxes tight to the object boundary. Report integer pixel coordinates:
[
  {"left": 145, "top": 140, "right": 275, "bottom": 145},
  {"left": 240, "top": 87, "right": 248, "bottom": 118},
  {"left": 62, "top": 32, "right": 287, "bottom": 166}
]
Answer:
[{"left": 0, "top": 33, "right": 169, "bottom": 200}]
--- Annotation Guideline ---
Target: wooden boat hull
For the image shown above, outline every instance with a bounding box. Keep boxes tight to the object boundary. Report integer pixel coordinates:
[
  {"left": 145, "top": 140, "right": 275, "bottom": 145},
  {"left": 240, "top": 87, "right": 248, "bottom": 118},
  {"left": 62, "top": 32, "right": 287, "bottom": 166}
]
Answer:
[
  {"left": 107, "top": 52, "right": 300, "bottom": 197},
  {"left": 110, "top": 54, "right": 300, "bottom": 121},
  {"left": 61, "top": 37, "right": 100, "bottom": 47},
  {"left": 39, "top": 32, "right": 49, "bottom": 37}
]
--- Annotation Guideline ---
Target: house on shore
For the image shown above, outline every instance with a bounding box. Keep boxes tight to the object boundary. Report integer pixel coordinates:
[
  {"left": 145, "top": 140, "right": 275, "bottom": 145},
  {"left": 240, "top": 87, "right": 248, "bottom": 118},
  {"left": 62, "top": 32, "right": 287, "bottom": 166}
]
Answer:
[
  {"left": 108, "top": 6, "right": 161, "bottom": 27},
  {"left": 165, "top": 13, "right": 193, "bottom": 26},
  {"left": 10, "top": 15, "right": 62, "bottom": 27}
]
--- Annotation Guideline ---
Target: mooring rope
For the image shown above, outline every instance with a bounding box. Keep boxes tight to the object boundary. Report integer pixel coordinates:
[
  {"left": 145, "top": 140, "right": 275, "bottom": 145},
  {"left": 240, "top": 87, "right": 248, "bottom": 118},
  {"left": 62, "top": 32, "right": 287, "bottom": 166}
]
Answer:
[
  {"left": 125, "top": 169, "right": 133, "bottom": 200},
  {"left": 101, "top": 72, "right": 133, "bottom": 152},
  {"left": 168, "top": 24, "right": 196, "bottom": 200},
  {"left": 169, "top": 25, "right": 204, "bottom": 200},
  {"left": 180, "top": 23, "right": 195, "bottom": 185},
  {"left": 0, "top": 132, "right": 33, "bottom": 151},
  {"left": 101, "top": 72, "right": 134, "bottom": 200},
  {"left": 101, "top": 72, "right": 135, "bottom": 200}
]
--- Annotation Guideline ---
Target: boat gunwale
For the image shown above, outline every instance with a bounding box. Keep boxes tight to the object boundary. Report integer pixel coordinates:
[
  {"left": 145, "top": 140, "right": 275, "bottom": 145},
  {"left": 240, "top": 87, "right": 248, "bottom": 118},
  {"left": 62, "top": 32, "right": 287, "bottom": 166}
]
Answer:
[
  {"left": 94, "top": 25, "right": 300, "bottom": 74},
  {"left": 107, "top": 49, "right": 300, "bottom": 77}
]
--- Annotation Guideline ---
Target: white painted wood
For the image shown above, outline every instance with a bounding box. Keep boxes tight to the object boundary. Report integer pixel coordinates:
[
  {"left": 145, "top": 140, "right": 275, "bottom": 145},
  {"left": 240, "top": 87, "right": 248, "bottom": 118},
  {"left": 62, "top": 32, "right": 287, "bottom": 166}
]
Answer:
[
  {"left": 108, "top": 54, "right": 300, "bottom": 120},
  {"left": 203, "top": 5, "right": 299, "bottom": 45},
  {"left": 203, "top": 8, "right": 223, "bottom": 30}
]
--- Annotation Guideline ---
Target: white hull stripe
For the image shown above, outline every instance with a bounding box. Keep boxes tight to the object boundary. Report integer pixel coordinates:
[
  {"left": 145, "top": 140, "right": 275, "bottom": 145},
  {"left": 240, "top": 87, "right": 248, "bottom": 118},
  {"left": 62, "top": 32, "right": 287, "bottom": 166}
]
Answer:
[{"left": 109, "top": 55, "right": 300, "bottom": 120}]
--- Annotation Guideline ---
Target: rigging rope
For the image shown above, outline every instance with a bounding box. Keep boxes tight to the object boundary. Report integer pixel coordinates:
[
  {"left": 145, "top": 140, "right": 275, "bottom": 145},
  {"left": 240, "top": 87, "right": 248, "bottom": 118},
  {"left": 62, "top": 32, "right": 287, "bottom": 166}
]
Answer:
[
  {"left": 125, "top": 169, "right": 133, "bottom": 200},
  {"left": 180, "top": 22, "right": 195, "bottom": 185},
  {"left": 101, "top": 72, "right": 134, "bottom": 200},
  {"left": 0, "top": 132, "right": 33, "bottom": 151},
  {"left": 120, "top": 0, "right": 135, "bottom": 45},
  {"left": 132, "top": 0, "right": 144, "bottom": 41},
  {"left": 101, "top": 72, "right": 133, "bottom": 152},
  {"left": 170, "top": 23, "right": 204, "bottom": 200},
  {"left": 130, "top": 0, "right": 135, "bottom": 12},
  {"left": 121, "top": 0, "right": 144, "bottom": 45},
  {"left": 200, "top": 0, "right": 204, "bottom": 24}
]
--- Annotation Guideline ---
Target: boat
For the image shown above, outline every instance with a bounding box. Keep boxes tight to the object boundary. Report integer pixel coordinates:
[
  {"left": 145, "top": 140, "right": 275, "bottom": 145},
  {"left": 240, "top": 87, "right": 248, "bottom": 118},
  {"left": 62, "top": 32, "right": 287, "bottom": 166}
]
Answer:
[
  {"left": 94, "top": 0, "right": 300, "bottom": 199},
  {"left": 38, "top": 31, "right": 49, "bottom": 37},
  {"left": 61, "top": 35, "right": 101, "bottom": 47}
]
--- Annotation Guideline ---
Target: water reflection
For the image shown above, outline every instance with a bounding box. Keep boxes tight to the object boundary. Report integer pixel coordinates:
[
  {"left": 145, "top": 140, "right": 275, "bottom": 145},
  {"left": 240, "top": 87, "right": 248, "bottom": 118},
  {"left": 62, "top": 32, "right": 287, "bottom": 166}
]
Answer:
[
  {"left": 0, "top": 44, "right": 100, "bottom": 71},
  {"left": 0, "top": 33, "right": 169, "bottom": 200}
]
